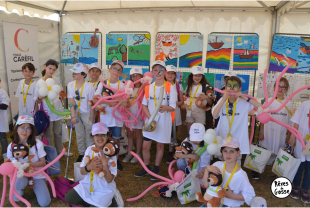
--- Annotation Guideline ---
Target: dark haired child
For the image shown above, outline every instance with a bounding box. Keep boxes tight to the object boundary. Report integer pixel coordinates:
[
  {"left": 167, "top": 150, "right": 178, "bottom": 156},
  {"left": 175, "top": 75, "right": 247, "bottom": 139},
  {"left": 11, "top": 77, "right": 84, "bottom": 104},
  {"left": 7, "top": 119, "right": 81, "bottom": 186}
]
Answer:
[
  {"left": 7, "top": 115, "right": 51, "bottom": 207},
  {"left": 68, "top": 63, "right": 95, "bottom": 162},
  {"left": 212, "top": 76, "right": 262, "bottom": 165},
  {"left": 0, "top": 82, "right": 10, "bottom": 160}
]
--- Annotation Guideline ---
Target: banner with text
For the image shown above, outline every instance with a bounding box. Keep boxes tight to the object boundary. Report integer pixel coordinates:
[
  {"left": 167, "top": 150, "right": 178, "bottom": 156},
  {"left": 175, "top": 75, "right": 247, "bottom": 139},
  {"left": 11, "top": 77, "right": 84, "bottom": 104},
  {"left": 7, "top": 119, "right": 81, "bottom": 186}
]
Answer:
[{"left": 3, "top": 22, "right": 40, "bottom": 121}]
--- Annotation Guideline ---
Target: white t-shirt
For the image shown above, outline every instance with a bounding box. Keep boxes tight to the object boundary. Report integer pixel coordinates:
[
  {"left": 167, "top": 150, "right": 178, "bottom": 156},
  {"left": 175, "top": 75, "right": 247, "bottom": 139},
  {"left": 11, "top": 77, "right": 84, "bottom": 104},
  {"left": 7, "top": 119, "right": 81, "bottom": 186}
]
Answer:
[
  {"left": 128, "top": 87, "right": 144, "bottom": 129},
  {"left": 15, "top": 79, "right": 38, "bottom": 117},
  {"left": 185, "top": 84, "right": 208, "bottom": 109},
  {"left": 261, "top": 98, "right": 293, "bottom": 154},
  {"left": 291, "top": 100, "right": 310, "bottom": 162},
  {"left": 95, "top": 80, "right": 125, "bottom": 127},
  {"left": 174, "top": 83, "right": 183, "bottom": 126},
  {"left": 0, "top": 88, "right": 10, "bottom": 132},
  {"left": 7, "top": 139, "right": 46, "bottom": 180},
  {"left": 88, "top": 80, "right": 100, "bottom": 91},
  {"left": 68, "top": 81, "right": 95, "bottom": 114},
  {"left": 212, "top": 98, "right": 254, "bottom": 154},
  {"left": 142, "top": 82, "right": 177, "bottom": 143},
  {"left": 36, "top": 77, "right": 64, "bottom": 121},
  {"left": 74, "top": 145, "right": 117, "bottom": 207},
  {"left": 213, "top": 161, "right": 255, "bottom": 207}
]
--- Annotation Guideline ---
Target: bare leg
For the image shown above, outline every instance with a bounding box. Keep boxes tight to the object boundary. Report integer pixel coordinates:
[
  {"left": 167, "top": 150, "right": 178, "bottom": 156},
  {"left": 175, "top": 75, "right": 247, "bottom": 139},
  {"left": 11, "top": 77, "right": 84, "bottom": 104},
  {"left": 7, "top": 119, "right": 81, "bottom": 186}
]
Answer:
[
  {"left": 169, "top": 137, "right": 174, "bottom": 152},
  {"left": 142, "top": 140, "right": 152, "bottom": 165},
  {"left": 135, "top": 129, "right": 143, "bottom": 155},
  {"left": 126, "top": 127, "right": 134, "bottom": 153},
  {"left": 155, "top": 142, "right": 164, "bottom": 166}
]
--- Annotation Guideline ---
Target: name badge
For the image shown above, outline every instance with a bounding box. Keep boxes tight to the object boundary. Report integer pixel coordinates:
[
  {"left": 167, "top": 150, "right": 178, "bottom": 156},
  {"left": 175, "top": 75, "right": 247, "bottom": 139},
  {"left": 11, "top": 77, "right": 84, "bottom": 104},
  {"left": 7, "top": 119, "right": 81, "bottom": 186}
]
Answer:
[
  {"left": 22, "top": 105, "right": 27, "bottom": 114},
  {"left": 186, "top": 110, "right": 192, "bottom": 117},
  {"left": 154, "top": 114, "right": 160, "bottom": 123},
  {"left": 305, "top": 134, "right": 310, "bottom": 141}
]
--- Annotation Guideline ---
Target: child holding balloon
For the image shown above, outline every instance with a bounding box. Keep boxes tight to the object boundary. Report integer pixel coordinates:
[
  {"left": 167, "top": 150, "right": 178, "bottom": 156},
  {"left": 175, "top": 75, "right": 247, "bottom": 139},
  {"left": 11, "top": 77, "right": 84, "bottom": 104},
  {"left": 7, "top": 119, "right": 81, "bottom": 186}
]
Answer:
[{"left": 68, "top": 63, "right": 95, "bottom": 162}]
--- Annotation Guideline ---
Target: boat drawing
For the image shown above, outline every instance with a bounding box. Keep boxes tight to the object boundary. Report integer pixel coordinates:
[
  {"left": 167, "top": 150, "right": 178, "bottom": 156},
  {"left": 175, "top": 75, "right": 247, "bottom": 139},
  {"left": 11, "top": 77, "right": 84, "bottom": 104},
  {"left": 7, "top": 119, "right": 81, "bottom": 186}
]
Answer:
[
  {"left": 300, "top": 43, "right": 310, "bottom": 54},
  {"left": 239, "top": 49, "right": 253, "bottom": 59},
  {"left": 208, "top": 36, "right": 224, "bottom": 49}
]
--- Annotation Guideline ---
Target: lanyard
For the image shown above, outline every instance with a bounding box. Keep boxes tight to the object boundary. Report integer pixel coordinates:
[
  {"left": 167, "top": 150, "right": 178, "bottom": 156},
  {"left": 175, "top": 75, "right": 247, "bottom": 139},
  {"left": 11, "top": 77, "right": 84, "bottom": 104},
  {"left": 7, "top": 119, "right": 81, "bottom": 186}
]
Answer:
[
  {"left": 90, "top": 79, "right": 99, "bottom": 87},
  {"left": 90, "top": 151, "right": 95, "bottom": 194},
  {"left": 226, "top": 99, "right": 237, "bottom": 138},
  {"left": 75, "top": 80, "right": 85, "bottom": 116},
  {"left": 23, "top": 79, "right": 33, "bottom": 106},
  {"left": 154, "top": 81, "right": 166, "bottom": 107},
  {"left": 27, "top": 144, "right": 32, "bottom": 163},
  {"left": 192, "top": 144, "right": 200, "bottom": 153},
  {"left": 276, "top": 98, "right": 292, "bottom": 116},
  {"left": 189, "top": 84, "right": 200, "bottom": 110},
  {"left": 129, "top": 87, "right": 140, "bottom": 104},
  {"left": 108, "top": 79, "right": 120, "bottom": 90},
  {"left": 42, "top": 76, "right": 52, "bottom": 81}
]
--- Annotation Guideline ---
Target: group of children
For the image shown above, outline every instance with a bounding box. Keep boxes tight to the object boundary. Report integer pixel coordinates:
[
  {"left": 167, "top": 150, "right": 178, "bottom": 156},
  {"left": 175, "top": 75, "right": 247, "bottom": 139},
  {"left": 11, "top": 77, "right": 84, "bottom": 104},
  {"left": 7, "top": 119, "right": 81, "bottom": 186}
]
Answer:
[{"left": 0, "top": 58, "right": 309, "bottom": 207}]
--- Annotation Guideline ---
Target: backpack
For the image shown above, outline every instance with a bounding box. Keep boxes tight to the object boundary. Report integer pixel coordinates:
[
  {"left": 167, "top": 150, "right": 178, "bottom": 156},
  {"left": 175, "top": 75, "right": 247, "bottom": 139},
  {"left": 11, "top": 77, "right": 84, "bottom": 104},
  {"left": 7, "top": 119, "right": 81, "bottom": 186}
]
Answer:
[
  {"left": 145, "top": 82, "right": 175, "bottom": 123},
  {"left": 33, "top": 102, "right": 50, "bottom": 136},
  {"left": 54, "top": 177, "right": 80, "bottom": 207}
]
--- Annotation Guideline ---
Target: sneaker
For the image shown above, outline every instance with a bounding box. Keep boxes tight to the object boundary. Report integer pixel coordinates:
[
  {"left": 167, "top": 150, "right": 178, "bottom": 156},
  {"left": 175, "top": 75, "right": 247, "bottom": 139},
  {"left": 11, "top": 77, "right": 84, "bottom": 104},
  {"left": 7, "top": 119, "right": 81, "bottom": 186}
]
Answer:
[
  {"left": 251, "top": 171, "right": 260, "bottom": 180},
  {"left": 122, "top": 153, "right": 133, "bottom": 163},
  {"left": 76, "top": 155, "right": 84, "bottom": 163},
  {"left": 64, "top": 152, "right": 73, "bottom": 156},
  {"left": 290, "top": 186, "right": 300, "bottom": 200},
  {"left": 151, "top": 169, "right": 159, "bottom": 181},
  {"left": 301, "top": 189, "right": 310, "bottom": 204},
  {"left": 135, "top": 168, "right": 150, "bottom": 177},
  {"left": 130, "top": 155, "right": 140, "bottom": 163},
  {"left": 166, "top": 154, "right": 174, "bottom": 164},
  {"left": 117, "top": 160, "right": 123, "bottom": 171}
]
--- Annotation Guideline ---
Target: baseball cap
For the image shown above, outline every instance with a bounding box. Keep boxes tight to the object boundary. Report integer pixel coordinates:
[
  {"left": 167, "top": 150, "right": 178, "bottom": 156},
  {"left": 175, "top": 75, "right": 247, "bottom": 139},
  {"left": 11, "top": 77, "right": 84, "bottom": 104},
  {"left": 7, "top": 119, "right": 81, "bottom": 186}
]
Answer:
[
  {"left": 69, "top": 63, "right": 88, "bottom": 74},
  {"left": 130, "top": 67, "right": 143, "bottom": 75},
  {"left": 92, "top": 123, "right": 109, "bottom": 136},
  {"left": 250, "top": 197, "right": 267, "bottom": 207},
  {"left": 189, "top": 123, "right": 205, "bottom": 142},
  {"left": 151, "top": 60, "right": 166, "bottom": 69},
  {"left": 221, "top": 137, "right": 240, "bottom": 149},
  {"left": 16, "top": 115, "right": 34, "bottom": 126},
  {"left": 191, "top": 66, "right": 204, "bottom": 75},
  {"left": 166, "top": 65, "right": 176, "bottom": 72},
  {"left": 89, "top": 62, "right": 102, "bottom": 71},
  {"left": 111, "top": 60, "right": 125, "bottom": 70},
  {"left": 224, "top": 71, "right": 237, "bottom": 77}
]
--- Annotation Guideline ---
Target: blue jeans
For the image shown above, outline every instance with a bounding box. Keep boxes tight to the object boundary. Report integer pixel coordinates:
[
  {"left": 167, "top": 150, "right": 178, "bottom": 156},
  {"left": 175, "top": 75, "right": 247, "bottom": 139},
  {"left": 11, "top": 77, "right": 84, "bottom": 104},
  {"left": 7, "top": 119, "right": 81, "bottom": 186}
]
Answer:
[
  {"left": 14, "top": 177, "right": 51, "bottom": 207},
  {"left": 200, "top": 203, "right": 232, "bottom": 207},
  {"left": 108, "top": 127, "right": 122, "bottom": 139},
  {"left": 176, "top": 158, "right": 191, "bottom": 175},
  {"left": 293, "top": 161, "right": 310, "bottom": 190}
]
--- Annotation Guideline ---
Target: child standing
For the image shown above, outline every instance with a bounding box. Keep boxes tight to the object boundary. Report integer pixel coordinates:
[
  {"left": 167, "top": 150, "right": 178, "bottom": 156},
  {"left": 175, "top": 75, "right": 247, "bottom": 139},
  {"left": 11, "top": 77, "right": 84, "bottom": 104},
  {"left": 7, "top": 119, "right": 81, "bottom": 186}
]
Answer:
[
  {"left": 289, "top": 99, "right": 310, "bottom": 204},
  {"left": 0, "top": 82, "right": 10, "bottom": 160},
  {"left": 93, "top": 60, "right": 126, "bottom": 171},
  {"left": 68, "top": 63, "right": 95, "bottom": 162},
  {"left": 134, "top": 60, "right": 176, "bottom": 181},
  {"left": 256, "top": 77, "right": 292, "bottom": 180},
  {"left": 15, "top": 63, "right": 37, "bottom": 117},
  {"left": 65, "top": 122, "right": 117, "bottom": 207},
  {"left": 212, "top": 76, "right": 262, "bottom": 165},
  {"left": 7, "top": 116, "right": 51, "bottom": 207},
  {"left": 165, "top": 65, "right": 184, "bottom": 164},
  {"left": 202, "top": 137, "right": 255, "bottom": 207},
  {"left": 175, "top": 123, "right": 211, "bottom": 186},
  {"left": 122, "top": 67, "right": 144, "bottom": 164},
  {"left": 185, "top": 66, "right": 213, "bottom": 132},
  {"left": 35, "top": 59, "right": 64, "bottom": 154},
  {"left": 88, "top": 62, "right": 102, "bottom": 91}
]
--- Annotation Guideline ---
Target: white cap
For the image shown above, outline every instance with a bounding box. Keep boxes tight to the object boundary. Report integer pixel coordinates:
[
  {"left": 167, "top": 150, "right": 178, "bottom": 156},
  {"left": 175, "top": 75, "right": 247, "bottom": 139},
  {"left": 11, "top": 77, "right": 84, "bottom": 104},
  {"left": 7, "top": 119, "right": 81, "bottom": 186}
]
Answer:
[
  {"left": 250, "top": 197, "right": 267, "bottom": 207},
  {"left": 69, "top": 63, "right": 88, "bottom": 74},
  {"left": 189, "top": 123, "right": 205, "bottom": 142},
  {"left": 111, "top": 60, "right": 125, "bottom": 69},
  {"left": 151, "top": 60, "right": 166, "bottom": 69},
  {"left": 89, "top": 62, "right": 102, "bottom": 71},
  {"left": 224, "top": 71, "right": 237, "bottom": 77},
  {"left": 166, "top": 65, "right": 176, "bottom": 72},
  {"left": 130, "top": 67, "right": 143, "bottom": 75},
  {"left": 191, "top": 66, "right": 204, "bottom": 75}
]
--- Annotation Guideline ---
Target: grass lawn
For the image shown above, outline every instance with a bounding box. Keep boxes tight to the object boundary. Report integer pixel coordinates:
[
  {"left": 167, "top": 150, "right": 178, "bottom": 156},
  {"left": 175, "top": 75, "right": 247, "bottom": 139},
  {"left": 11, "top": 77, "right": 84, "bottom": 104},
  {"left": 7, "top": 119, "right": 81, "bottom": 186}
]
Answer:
[{"left": 0, "top": 126, "right": 308, "bottom": 207}]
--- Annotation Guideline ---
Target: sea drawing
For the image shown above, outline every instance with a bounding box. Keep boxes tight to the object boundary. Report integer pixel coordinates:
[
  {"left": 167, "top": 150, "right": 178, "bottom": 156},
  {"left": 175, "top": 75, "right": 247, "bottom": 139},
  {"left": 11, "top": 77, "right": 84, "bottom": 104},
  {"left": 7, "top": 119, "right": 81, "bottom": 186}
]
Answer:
[
  {"left": 296, "top": 37, "right": 310, "bottom": 74},
  {"left": 61, "top": 34, "right": 80, "bottom": 64},
  {"left": 79, "top": 34, "right": 99, "bottom": 64}
]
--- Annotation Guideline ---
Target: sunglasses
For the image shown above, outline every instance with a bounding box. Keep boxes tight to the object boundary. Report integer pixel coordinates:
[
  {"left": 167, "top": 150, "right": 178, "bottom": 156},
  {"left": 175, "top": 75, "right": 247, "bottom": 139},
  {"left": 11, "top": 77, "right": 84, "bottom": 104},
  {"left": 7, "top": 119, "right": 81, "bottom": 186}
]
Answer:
[
  {"left": 112, "top": 67, "right": 123, "bottom": 74},
  {"left": 75, "top": 90, "right": 80, "bottom": 101},
  {"left": 278, "top": 85, "right": 287, "bottom": 90},
  {"left": 228, "top": 103, "right": 234, "bottom": 115}
]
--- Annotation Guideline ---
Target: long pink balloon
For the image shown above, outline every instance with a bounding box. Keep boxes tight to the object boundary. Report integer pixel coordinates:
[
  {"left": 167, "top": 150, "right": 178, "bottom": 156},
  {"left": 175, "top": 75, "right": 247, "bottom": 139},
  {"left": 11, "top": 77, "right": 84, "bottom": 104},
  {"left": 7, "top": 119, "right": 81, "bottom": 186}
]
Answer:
[
  {"left": 101, "top": 79, "right": 123, "bottom": 93},
  {"left": 249, "top": 115, "right": 256, "bottom": 144},
  {"left": 0, "top": 175, "right": 6, "bottom": 207},
  {"left": 168, "top": 160, "right": 177, "bottom": 181},
  {"left": 214, "top": 88, "right": 257, "bottom": 101}
]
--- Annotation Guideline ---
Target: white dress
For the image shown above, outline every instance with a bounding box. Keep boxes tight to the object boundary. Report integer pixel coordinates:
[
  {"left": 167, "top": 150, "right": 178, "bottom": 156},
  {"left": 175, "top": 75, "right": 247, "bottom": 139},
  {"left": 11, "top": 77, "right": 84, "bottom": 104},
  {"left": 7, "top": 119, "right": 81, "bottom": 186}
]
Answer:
[
  {"left": 128, "top": 87, "right": 144, "bottom": 129},
  {"left": 15, "top": 79, "right": 37, "bottom": 117}
]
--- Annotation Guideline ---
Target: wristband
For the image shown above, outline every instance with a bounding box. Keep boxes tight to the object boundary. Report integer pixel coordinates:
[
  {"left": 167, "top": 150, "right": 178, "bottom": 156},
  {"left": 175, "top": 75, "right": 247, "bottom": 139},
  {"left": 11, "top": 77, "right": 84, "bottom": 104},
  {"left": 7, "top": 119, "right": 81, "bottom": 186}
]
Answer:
[
  {"left": 85, "top": 165, "right": 90, "bottom": 172},
  {"left": 247, "top": 97, "right": 251, "bottom": 102}
]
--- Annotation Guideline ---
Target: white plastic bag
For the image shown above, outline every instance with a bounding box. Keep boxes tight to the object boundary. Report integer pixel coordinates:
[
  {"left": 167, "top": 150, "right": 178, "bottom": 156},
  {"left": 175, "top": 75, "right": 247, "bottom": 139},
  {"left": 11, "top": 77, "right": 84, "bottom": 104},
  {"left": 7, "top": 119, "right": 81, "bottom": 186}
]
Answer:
[
  {"left": 61, "top": 120, "right": 69, "bottom": 143},
  {"left": 244, "top": 144, "right": 272, "bottom": 173},
  {"left": 74, "top": 162, "right": 86, "bottom": 182},
  {"left": 302, "top": 140, "right": 310, "bottom": 156},
  {"left": 114, "top": 189, "right": 124, "bottom": 207}
]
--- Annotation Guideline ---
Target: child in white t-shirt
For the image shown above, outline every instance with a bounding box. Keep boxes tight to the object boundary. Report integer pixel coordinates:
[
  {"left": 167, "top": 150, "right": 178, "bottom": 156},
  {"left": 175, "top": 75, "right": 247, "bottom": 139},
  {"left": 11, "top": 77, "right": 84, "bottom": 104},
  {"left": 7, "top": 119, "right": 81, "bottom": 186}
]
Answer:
[
  {"left": 0, "top": 82, "right": 10, "bottom": 160},
  {"left": 212, "top": 76, "right": 262, "bottom": 165},
  {"left": 165, "top": 65, "right": 184, "bottom": 164},
  {"left": 68, "top": 63, "right": 95, "bottom": 162},
  {"left": 88, "top": 62, "right": 102, "bottom": 91},
  {"left": 122, "top": 67, "right": 144, "bottom": 164},
  {"left": 201, "top": 137, "right": 255, "bottom": 207},
  {"left": 15, "top": 63, "right": 38, "bottom": 117},
  {"left": 289, "top": 100, "right": 310, "bottom": 204},
  {"left": 134, "top": 60, "right": 176, "bottom": 181}
]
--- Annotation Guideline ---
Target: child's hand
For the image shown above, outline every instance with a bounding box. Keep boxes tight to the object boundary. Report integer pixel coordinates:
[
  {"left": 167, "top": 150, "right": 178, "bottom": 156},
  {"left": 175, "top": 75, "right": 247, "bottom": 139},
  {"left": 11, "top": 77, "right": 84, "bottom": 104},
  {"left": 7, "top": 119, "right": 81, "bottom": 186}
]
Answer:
[
  {"left": 71, "top": 117, "right": 78, "bottom": 124},
  {"left": 234, "top": 92, "right": 247, "bottom": 100},
  {"left": 196, "top": 171, "right": 204, "bottom": 179},
  {"left": 98, "top": 153, "right": 110, "bottom": 167},
  {"left": 223, "top": 185, "right": 234, "bottom": 198},
  {"left": 159, "top": 105, "right": 168, "bottom": 113},
  {"left": 117, "top": 97, "right": 128, "bottom": 107},
  {"left": 206, "top": 166, "right": 221, "bottom": 175},
  {"left": 289, "top": 134, "right": 296, "bottom": 147},
  {"left": 88, "top": 157, "right": 102, "bottom": 170},
  {"left": 189, "top": 154, "right": 200, "bottom": 161},
  {"left": 222, "top": 92, "right": 230, "bottom": 100}
]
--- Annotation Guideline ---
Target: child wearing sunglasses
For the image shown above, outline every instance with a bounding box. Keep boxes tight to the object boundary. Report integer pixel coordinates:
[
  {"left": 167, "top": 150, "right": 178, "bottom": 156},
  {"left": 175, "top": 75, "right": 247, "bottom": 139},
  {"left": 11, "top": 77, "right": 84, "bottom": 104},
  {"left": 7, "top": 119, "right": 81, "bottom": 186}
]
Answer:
[
  {"left": 212, "top": 76, "right": 262, "bottom": 166},
  {"left": 93, "top": 60, "right": 127, "bottom": 171},
  {"left": 68, "top": 63, "right": 95, "bottom": 162}
]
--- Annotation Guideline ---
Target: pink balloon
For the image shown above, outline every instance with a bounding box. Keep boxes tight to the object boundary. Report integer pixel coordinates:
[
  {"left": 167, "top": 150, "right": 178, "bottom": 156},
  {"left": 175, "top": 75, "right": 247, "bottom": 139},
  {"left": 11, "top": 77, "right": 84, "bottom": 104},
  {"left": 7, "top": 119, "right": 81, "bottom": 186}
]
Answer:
[
  {"left": 0, "top": 162, "right": 14, "bottom": 176},
  {"left": 257, "top": 112, "right": 270, "bottom": 124},
  {"left": 174, "top": 170, "right": 185, "bottom": 183}
]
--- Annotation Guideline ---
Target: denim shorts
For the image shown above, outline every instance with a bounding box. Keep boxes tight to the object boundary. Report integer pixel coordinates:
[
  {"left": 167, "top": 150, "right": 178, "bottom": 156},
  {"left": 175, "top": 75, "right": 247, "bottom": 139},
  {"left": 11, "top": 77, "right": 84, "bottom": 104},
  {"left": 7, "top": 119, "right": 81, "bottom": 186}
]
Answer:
[
  {"left": 108, "top": 127, "right": 122, "bottom": 139},
  {"left": 143, "top": 137, "right": 152, "bottom": 141}
]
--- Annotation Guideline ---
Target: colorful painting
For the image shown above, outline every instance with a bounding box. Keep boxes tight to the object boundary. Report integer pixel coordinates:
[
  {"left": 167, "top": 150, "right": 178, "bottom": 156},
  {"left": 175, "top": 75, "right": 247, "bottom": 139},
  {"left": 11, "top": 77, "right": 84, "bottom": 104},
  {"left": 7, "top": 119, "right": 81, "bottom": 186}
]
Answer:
[
  {"left": 296, "top": 37, "right": 310, "bottom": 74},
  {"left": 233, "top": 35, "right": 259, "bottom": 70},
  {"left": 155, "top": 34, "right": 179, "bottom": 67},
  {"left": 181, "top": 72, "right": 215, "bottom": 91},
  {"left": 119, "top": 68, "right": 149, "bottom": 81},
  {"left": 176, "top": 72, "right": 182, "bottom": 85},
  {"left": 106, "top": 34, "right": 127, "bottom": 65},
  {"left": 128, "top": 34, "right": 150, "bottom": 66},
  {"left": 61, "top": 34, "right": 80, "bottom": 64},
  {"left": 78, "top": 34, "right": 99, "bottom": 64},
  {"left": 206, "top": 35, "right": 232, "bottom": 70},
  {"left": 215, "top": 73, "right": 250, "bottom": 95},
  {"left": 269, "top": 35, "right": 300, "bottom": 73},
  {"left": 179, "top": 35, "right": 203, "bottom": 68}
]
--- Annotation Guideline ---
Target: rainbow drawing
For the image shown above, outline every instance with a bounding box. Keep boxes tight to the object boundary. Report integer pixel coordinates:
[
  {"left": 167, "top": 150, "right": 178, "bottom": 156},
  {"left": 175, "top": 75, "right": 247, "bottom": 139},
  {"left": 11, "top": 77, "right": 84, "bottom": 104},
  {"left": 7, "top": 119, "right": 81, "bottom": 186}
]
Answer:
[
  {"left": 233, "top": 49, "right": 259, "bottom": 70},
  {"left": 205, "top": 48, "right": 231, "bottom": 70},
  {"left": 179, "top": 51, "right": 202, "bottom": 67},
  {"left": 179, "top": 35, "right": 203, "bottom": 68}
]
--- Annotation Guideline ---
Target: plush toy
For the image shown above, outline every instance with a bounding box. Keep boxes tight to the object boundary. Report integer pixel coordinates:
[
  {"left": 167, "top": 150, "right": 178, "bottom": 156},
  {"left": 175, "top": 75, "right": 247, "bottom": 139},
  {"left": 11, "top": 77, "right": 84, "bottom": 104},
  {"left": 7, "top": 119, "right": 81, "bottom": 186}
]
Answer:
[
  {"left": 195, "top": 85, "right": 216, "bottom": 111},
  {"left": 59, "top": 90, "right": 67, "bottom": 100},
  {"left": 89, "top": 99, "right": 106, "bottom": 115},
  {"left": 84, "top": 146, "right": 107, "bottom": 178},
  {"left": 174, "top": 141, "right": 195, "bottom": 169},
  {"left": 196, "top": 171, "right": 225, "bottom": 207}
]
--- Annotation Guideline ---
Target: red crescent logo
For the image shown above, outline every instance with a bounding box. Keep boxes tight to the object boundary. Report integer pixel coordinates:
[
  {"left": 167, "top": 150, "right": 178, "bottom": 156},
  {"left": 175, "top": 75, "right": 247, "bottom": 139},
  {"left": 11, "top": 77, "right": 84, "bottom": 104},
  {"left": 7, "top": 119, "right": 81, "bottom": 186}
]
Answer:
[{"left": 14, "top": 29, "right": 29, "bottom": 52}]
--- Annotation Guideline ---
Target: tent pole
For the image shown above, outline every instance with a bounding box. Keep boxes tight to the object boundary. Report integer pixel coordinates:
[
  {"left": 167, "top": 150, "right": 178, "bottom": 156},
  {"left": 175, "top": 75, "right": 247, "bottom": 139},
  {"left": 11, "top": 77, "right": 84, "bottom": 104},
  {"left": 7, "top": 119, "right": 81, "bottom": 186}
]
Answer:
[{"left": 58, "top": 0, "right": 67, "bottom": 87}]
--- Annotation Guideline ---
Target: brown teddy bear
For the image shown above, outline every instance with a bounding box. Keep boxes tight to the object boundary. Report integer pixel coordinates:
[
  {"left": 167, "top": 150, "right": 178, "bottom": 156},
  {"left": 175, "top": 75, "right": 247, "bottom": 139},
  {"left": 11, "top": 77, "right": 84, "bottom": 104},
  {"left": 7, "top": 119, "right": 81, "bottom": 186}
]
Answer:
[
  {"left": 195, "top": 85, "right": 216, "bottom": 111},
  {"left": 196, "top": 170, "right": 225, "bottom": 207},
  {"left": 174, "top": 141, "right": 195, "bottom": 169}
]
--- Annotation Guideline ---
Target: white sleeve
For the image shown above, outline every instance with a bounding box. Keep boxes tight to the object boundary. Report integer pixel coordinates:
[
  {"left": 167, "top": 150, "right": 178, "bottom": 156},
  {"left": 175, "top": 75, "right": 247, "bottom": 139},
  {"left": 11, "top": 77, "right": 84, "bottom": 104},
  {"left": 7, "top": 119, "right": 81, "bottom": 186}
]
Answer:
[
  {"left": 0, "top": 89, "right": 10, "bottom": 105},
  {"left": 36, "top": 140, "right": 46, "bottom": 159},
  {"left": 33, "top": 82, "right": 38, "bottom": 101},
  {"left": 95, "top": 82, "right": 103, "bottom": 96},
  {"left": 291, "top": 102, "right": 304, "bottom": 125},
  {"left": 212, "top": 97, "right": 223, "bottom": 119},
  {"left": 67, "top": 83, "right": 74, "bottom": 99},
  {"left": 169, "top": 84, "right": 176, "bottom": 109},
  {"left": 142, "top": 94, "right": 147, "bottom": 106},
  {"left": 240, "top": 173, "right": 256, "bottom": 205}
]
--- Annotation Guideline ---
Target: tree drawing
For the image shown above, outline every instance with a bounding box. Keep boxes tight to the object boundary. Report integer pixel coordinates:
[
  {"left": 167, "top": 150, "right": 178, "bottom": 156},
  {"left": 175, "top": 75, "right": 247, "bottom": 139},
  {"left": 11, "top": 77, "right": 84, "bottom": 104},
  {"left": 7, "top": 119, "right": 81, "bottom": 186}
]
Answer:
[
  {"left": 120, "top": 45, "right": 127, "bottom": 62},
  {"left": 273, "top": 158, "right": 283, "bottom": 176},
  {"left": 181, "top": 190, "right": 190, "bottom": 204},
  {"left": 245, "top": 153, "right": 260, "bottom": 171}
]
